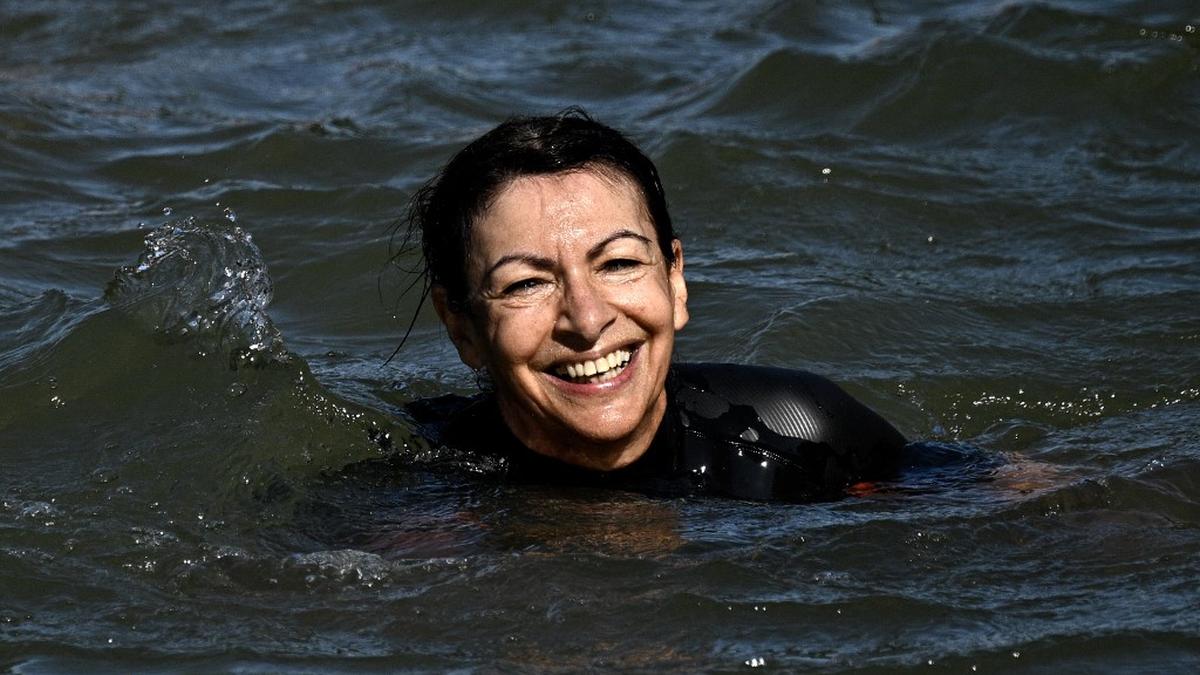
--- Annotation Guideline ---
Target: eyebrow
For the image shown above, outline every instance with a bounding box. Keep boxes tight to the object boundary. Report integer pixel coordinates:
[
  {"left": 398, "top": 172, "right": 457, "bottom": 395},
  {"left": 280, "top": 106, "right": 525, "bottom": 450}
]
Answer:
[
  {"left": 587, "top": 229, "right": 654, "bottom": 258},
  {"left": 481, "top": 229, "right": 655, "bottom": 287}
]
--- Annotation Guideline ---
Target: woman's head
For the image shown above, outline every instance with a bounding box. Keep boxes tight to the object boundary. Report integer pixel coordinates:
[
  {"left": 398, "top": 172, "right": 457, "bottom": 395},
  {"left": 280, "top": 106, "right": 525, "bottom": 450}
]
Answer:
[{"left": 407, "top": 109, "right": 687, "bottom": 470}]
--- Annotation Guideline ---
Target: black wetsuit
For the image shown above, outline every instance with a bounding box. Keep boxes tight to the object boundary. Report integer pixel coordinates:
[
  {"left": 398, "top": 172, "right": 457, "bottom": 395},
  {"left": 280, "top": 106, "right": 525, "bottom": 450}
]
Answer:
[{"left": 407, "top": 363, "right": 907, "bottom": 502}]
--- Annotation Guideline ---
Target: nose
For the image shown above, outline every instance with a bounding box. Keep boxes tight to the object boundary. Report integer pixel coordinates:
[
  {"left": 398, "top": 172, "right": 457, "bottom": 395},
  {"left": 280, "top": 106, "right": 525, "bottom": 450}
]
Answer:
[{"left": 554, "top": 274, "right": 616, "bottom": 348}]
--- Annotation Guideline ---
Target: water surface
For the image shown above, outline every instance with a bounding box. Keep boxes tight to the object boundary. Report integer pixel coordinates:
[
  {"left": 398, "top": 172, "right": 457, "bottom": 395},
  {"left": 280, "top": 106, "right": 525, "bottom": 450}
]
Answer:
[{"left": 2, "top": 1, "right": 1199, "bottom": 671}]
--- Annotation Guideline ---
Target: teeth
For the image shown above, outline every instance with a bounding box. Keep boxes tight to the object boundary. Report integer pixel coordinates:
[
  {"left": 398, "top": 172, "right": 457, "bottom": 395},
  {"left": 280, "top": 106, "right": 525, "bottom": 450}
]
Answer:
[{"left": 554, "top": 349, "right": 633, "bottom": 383}]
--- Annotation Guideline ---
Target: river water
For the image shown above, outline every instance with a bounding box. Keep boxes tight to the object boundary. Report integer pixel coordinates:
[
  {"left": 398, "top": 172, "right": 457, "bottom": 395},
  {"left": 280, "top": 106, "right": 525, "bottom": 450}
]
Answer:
[{"left": 2, "top": 1, "right": 1199, "bottom": 672}]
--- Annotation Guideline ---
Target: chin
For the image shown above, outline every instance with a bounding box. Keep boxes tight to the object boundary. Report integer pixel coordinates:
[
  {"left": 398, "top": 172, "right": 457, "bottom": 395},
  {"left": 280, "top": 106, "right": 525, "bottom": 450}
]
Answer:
[
  {"left": 550, "top": 388, "right": 666, "bottom": 452},
  {"left": 563, "top": 417, "right": 643, "bottom": 446}
]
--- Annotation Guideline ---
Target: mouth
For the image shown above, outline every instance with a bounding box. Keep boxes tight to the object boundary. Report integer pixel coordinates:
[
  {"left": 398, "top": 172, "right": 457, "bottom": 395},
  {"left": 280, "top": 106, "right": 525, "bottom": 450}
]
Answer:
[{"left": 550, "top": 346, "right": 635, "bottom": 384}]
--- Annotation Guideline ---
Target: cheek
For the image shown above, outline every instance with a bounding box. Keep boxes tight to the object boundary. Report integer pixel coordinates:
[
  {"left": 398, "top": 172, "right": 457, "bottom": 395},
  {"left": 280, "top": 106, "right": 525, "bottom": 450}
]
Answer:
[
  {"left": 481, "top": 307, "right": 553, "bottom": 366},
  {"left": 633, "top": 278, "right": 676, "bottom": 328}
]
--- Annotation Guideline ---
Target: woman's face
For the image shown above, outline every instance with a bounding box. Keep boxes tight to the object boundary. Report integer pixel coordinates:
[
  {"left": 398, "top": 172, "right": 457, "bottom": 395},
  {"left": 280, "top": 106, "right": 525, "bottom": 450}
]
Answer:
[{"left": 435, "top": 169, "right": 688, "bottom": 469}]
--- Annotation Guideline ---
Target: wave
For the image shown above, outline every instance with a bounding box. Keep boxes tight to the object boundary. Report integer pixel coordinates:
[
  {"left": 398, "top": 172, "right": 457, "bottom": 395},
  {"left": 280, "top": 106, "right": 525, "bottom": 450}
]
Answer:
[
  {"left": 1, "top": 221, "right": 414, "bottom": 537},
  {"left": 701, "top": 3, "right": 1199, "bottom": 141},
  {"left": 104, "top": 220, "right": 287, "bottom": 368}
]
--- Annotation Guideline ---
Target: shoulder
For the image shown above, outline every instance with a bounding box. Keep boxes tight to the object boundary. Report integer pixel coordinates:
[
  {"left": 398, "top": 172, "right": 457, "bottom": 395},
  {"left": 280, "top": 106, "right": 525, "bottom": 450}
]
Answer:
[
  {"left": 669, "top": 363, "right": 906, "bottom": 487},
  {"left": 404, "top": 392, "right": 513, "bottom": 454},
  {"left": 672, "top": 362, "right": 904, "bottom": 444}
]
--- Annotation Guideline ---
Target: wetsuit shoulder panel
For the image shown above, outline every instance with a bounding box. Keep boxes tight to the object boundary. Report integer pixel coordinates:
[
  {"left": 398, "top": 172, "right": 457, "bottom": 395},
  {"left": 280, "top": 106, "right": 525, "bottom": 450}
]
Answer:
[{"left": 669, "top": 363, "right": 907, "bottom": 498}]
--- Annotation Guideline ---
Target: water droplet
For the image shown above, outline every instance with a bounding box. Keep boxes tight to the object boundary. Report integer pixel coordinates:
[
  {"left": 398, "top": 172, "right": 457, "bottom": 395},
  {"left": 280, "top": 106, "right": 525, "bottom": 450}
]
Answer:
[
  {"left": 926, "top": 235, "right": 937, "bottom": 244},
  {"left": 1140, "top": 28, "right": 1147, "bottom": 36},
  {"left": 1187, "top": 25, "right": 1195, "bottom": 33},
  {"left": 821, "top": 167, "right": 832, "bottom": 175},
  {"left": 49, "top": 395, "right": 64, "bottom": 408},
  {"left": 162, "top": 207, "right": 173, "bottom": 215},
  {"left": 1012, "top": 651, "right": 1021, "bottom": 658},
  {"left": 223, "top": 207, "right": 237, "bottom": 223},
  {"left": 226, "top": 382, "right": 248, "bottom": 398}
]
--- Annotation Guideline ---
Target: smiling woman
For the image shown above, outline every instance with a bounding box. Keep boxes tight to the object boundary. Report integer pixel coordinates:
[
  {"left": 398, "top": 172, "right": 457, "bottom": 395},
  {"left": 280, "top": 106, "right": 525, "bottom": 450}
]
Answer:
[
  {"left": 402, "top": 109, "right": 907, "bottom": 501},
  {"left": 438, "top": 171, "right": 687, "bottom": 470}
]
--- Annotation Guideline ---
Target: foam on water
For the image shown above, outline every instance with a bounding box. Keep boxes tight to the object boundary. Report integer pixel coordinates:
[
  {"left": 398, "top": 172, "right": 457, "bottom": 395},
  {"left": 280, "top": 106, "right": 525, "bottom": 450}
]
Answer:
[{"left": 104, "top": 220, "right": 287, "bottom": 368}]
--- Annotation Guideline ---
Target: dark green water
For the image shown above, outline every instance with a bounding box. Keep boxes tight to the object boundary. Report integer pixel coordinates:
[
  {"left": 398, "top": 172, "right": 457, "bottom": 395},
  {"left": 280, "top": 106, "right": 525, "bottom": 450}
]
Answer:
[{"left": 2, "top": 1, "right": 1199, "bottom": 671}]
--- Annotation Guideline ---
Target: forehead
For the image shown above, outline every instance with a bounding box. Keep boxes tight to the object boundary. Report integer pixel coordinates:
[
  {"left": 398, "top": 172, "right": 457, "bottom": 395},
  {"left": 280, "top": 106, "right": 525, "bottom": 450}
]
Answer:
[{"left": 471, "top": 170, "right": 654, "bottom": 253}]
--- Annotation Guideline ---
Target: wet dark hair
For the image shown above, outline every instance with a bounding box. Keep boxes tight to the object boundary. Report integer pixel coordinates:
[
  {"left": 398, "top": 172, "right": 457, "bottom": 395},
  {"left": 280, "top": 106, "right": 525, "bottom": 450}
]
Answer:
[{"left": 388, "top": 108, "right": 676, "bottom": 356}]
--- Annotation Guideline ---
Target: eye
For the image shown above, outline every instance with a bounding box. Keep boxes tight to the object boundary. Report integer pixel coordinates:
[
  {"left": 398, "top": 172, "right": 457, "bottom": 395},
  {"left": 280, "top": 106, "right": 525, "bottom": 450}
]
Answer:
[
  {"left": 502, "top": 278, "right": 547, "bottom": 295},
  {"left": 601, "top": 258, "right": 642, "bottom": 272}
]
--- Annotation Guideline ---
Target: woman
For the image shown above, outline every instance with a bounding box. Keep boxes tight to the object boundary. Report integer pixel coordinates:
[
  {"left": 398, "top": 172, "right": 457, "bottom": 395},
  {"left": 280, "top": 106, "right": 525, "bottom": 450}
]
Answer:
[{"left": 403, "top": 109, "right": 906, "bottom": 501}]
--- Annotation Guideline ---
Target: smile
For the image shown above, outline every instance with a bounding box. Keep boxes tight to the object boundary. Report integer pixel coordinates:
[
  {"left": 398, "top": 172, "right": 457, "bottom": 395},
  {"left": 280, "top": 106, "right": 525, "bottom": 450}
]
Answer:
[{"left": 552, "top": 348, "right": 633, "bottom": 384}]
